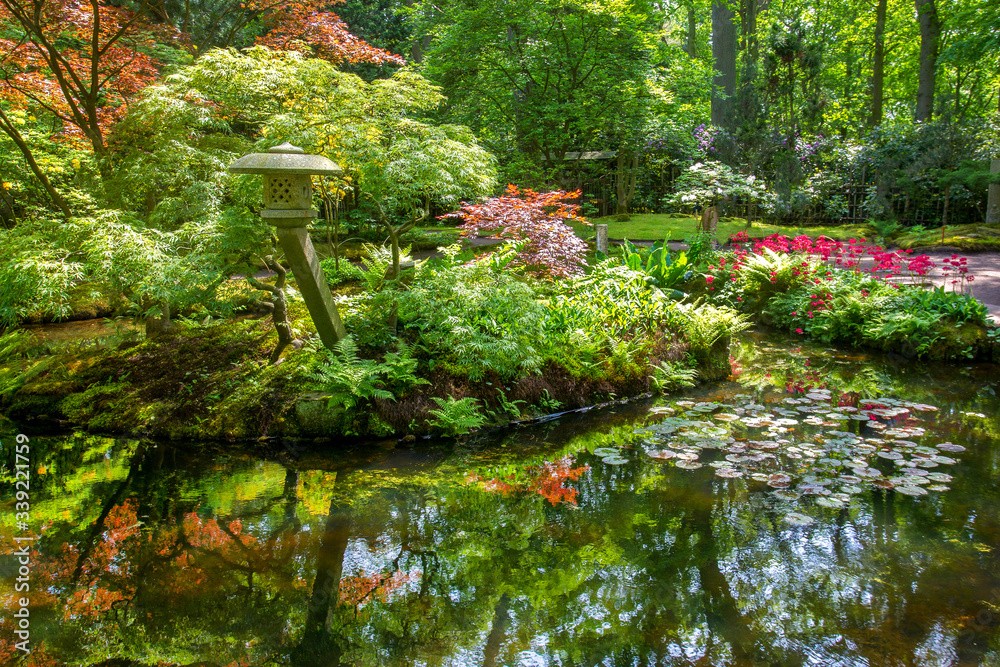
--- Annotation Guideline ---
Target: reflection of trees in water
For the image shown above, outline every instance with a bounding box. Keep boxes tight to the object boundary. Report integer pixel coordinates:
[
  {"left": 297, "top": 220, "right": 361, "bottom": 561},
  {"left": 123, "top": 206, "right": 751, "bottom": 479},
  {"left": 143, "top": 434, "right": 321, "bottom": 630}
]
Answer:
[{"left": 12, "top": 415, "right": 1000, "bottom": 666}]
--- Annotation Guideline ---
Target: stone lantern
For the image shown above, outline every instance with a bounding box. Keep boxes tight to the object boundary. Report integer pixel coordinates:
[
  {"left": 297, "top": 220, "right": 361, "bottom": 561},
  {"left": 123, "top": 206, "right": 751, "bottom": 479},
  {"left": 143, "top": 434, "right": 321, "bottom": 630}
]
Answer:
[{"left": 230, "top": 142, "right": 347, "bottom": 349}]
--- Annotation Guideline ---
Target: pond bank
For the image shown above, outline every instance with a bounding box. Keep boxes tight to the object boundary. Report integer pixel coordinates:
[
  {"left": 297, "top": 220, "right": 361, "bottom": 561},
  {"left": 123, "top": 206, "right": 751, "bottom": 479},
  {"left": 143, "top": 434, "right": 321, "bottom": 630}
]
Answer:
[{"left": 0, "top": 316, "right": 733, "bottom": 442}]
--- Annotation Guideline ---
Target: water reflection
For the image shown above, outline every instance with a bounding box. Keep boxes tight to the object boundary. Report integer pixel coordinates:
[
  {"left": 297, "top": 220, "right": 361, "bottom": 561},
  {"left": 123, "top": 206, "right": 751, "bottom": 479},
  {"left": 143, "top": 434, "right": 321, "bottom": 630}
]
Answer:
[{"left": 2, "top": 333, "right": 1000, "bottom": 666}]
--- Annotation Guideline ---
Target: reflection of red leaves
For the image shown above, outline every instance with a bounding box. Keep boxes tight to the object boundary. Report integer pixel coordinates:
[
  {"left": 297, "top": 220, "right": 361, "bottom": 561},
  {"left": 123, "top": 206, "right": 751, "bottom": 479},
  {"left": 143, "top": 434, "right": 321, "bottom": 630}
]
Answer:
[
  {"left": 340, "top": 570, "right": 420, "bottom": 606},
  {"left": 21, "top": 499, "right": 281, "bottom": 626},
  {"left": 444, "top": 185, "right": 591, "bottom": 279},
  {"left": 469, "top": 456, "right": 590, "bottom": 506}
]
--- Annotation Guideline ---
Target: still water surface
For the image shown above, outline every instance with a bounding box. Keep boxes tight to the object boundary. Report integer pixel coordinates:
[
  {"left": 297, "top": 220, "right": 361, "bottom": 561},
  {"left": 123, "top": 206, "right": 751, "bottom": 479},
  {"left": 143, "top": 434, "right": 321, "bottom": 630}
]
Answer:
[{"left": 2, "top": 333, "right": 1000, "bottom": 666}]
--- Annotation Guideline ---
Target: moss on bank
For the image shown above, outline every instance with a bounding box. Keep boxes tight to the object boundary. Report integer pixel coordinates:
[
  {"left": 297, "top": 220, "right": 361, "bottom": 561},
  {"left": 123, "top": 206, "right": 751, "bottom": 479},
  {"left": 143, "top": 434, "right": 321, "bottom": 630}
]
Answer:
[{"left": 1, "top": 316, "right": 731, "bottom": 441}]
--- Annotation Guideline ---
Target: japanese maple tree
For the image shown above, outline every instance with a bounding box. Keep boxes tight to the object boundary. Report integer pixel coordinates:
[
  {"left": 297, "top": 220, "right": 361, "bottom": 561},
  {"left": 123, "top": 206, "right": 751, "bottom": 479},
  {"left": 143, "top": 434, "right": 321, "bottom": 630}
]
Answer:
[
  {"left": 0, "top": 0, "right": 169, "bottom": 208},
  {"left": 447, "top": 184, "right": 591, "bottom": 278},
  {"left": 252, "top": 0, "right": 405, "bottom": 66}
]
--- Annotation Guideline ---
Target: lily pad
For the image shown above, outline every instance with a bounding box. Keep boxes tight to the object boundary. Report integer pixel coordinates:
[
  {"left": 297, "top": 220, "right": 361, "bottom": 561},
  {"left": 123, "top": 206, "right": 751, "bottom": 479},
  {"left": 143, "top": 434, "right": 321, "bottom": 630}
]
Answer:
[
  {"left": 783, "top": 512, "right": 815, "bottom": 526},
  {"left": 895, "top": 485, "right": 928, "bottom": 496},
  {"left": 715, "top": 468, "right": 743, "bottom": 478},
  {"left": 602, "top": 455, "right": 629, "bottom": 465},
  {"left": 594, "top": 448, "right": 620, "bottom": 457},
  {"left": 773, "top": 490, "right": 802, "bottom": 501},
  {"left": 816, "top": 496, "right": 846, "bottom": 508},
  {"left": 936, "top": 442, "right": 966, "bottom": 453},
  {"left": 675, "top": 460, "right": 703, "bottom": 470},
  {"left": 646, "top": 450, "right": 676, "bottom": 461}
]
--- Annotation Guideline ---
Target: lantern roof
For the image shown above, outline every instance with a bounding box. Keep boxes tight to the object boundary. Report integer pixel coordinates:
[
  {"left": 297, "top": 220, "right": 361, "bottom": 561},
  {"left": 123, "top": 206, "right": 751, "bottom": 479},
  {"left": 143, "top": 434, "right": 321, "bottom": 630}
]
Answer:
[{"left": 229, "top": 142, "right": 343, "bottom": 176}]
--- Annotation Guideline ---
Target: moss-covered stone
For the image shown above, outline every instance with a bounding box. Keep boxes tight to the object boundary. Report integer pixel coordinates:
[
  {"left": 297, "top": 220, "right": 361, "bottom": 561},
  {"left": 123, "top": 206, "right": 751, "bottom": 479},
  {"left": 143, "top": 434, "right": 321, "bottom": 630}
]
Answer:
[
  {"left": 924, "top": 320, "right": 988, "bottom": 361},
  {"left": 697, "top": 335, "right": 733, "bottom": 381}
]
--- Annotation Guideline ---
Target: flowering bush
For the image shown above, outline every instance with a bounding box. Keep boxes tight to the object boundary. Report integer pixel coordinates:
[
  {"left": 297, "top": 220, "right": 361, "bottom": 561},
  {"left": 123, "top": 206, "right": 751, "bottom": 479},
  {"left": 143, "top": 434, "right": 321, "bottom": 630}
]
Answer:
[
  {"left": 444, "top": 184, "right": 591, "bottom": 278},
  {"left": 699, "top": 232, "right": 988, "bottom": 359}
]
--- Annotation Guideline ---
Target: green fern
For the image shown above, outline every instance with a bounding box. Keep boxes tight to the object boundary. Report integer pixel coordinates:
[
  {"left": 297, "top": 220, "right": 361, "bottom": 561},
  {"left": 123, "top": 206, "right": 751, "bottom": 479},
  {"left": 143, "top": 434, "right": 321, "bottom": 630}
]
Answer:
[
  {"left": 427, "top": 396, "right": 486, "bottom": 436},
  {"left": 308, "top": 336, "right": 394, "bottom": 409},
  {"left": 649, "top": 360, "right": 698, "bottom": 393},
  {"left": 679, "top": 301, "right": 751, "bottom": 354},
  {"left": 381, "top": 340, "right": 430, "bottom": 395}
]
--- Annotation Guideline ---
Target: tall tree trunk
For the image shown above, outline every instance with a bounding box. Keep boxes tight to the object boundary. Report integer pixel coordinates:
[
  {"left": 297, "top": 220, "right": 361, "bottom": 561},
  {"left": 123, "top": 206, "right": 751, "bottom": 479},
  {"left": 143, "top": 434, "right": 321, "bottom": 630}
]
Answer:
[
  {"left": 914, "top": 0, "right": 941, "bottom": 121},
  {"left": 711, "top": 1, "right": 737, "bottom": 128},
  {"left": 740, "top": 0, "right": 758, "bottom": 64},
  {"left": 868, "top": 0, "right": 888, "bottom": 128},
  {"left": 614, "top": 153, "right": 639, "bottom": 215},
  {"left": 685, "top": 0, "right": 697, "bottom": 56},
  {"left": 403, "top": 0, "right": 431, "bottom": 63}
]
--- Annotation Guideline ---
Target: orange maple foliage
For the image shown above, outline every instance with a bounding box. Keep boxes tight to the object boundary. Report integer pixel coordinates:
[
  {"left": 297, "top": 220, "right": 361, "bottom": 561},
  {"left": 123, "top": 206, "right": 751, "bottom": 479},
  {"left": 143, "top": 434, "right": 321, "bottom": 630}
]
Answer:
[
  {"left": 0, "top": 0, "right": 172, "bottom": 151},
  {"left": 250, "top": 0, "right": 404, "bottom": 66}
]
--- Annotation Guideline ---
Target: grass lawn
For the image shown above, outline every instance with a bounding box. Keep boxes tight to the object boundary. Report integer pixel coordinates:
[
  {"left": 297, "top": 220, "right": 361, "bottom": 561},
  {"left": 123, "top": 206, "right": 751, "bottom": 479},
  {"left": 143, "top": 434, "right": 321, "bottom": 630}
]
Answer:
[
  {"left": 569, "top": 213, "right": 877, "bottom": 243},
  {"left": 893, "top": 223, "right": 1000, "bottom": 251},
  {"left": 418, "top": 225, "right": 464, "bottom": 234}
]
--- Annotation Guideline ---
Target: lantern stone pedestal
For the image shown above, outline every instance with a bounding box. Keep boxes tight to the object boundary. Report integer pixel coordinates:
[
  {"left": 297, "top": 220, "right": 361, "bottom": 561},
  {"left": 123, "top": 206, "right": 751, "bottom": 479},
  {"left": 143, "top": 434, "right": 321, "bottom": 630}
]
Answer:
[{"left": 230, "top": 143, "right": 347, "bottom": 350}]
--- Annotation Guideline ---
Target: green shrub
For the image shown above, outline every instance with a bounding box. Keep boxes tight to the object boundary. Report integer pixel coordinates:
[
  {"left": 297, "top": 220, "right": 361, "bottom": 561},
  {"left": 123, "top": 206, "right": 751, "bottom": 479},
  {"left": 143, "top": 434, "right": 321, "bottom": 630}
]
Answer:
[
  {"left": 765, "top": 270, "right": 988, "bottom": 359},
  {"left": 319, "top": 258, "right": 363, "bottom": 286},
  {"left": 386, "top": 247, "right": 548, "bottom": 381}
]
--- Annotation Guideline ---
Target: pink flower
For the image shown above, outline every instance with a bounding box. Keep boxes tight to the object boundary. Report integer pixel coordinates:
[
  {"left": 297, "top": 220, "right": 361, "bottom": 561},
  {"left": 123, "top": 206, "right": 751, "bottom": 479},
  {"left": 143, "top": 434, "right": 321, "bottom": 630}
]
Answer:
[
  {"left": 706, "top": 276, "right": 715, "bottom": 283},
  {"left": 796, "top": 328, "right": 803, "bottom": 334}
]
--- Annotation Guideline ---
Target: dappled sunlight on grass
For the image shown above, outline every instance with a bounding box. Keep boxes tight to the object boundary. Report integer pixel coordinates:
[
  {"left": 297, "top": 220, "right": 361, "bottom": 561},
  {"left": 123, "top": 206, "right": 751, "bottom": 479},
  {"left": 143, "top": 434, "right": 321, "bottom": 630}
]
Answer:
[{"left": 568, "top": 213, "right": 876, "bottom": 243}]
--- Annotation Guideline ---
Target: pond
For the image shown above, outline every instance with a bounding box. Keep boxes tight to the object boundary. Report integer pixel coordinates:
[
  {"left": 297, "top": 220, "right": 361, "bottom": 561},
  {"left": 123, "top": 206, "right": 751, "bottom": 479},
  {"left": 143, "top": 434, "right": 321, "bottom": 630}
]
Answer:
[{"left": 2, "top": 332, "right": 1000, "bottom": 666}]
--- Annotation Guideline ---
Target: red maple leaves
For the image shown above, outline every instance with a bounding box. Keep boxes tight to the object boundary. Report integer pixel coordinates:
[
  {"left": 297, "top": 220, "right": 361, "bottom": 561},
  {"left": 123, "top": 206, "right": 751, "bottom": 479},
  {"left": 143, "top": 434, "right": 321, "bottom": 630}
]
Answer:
[
  {"left": 252, "top": 0, "right": 405, "bottom": 66},
  {"left": 446, "top": 184, "right": 592, "bottom": 278}
]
